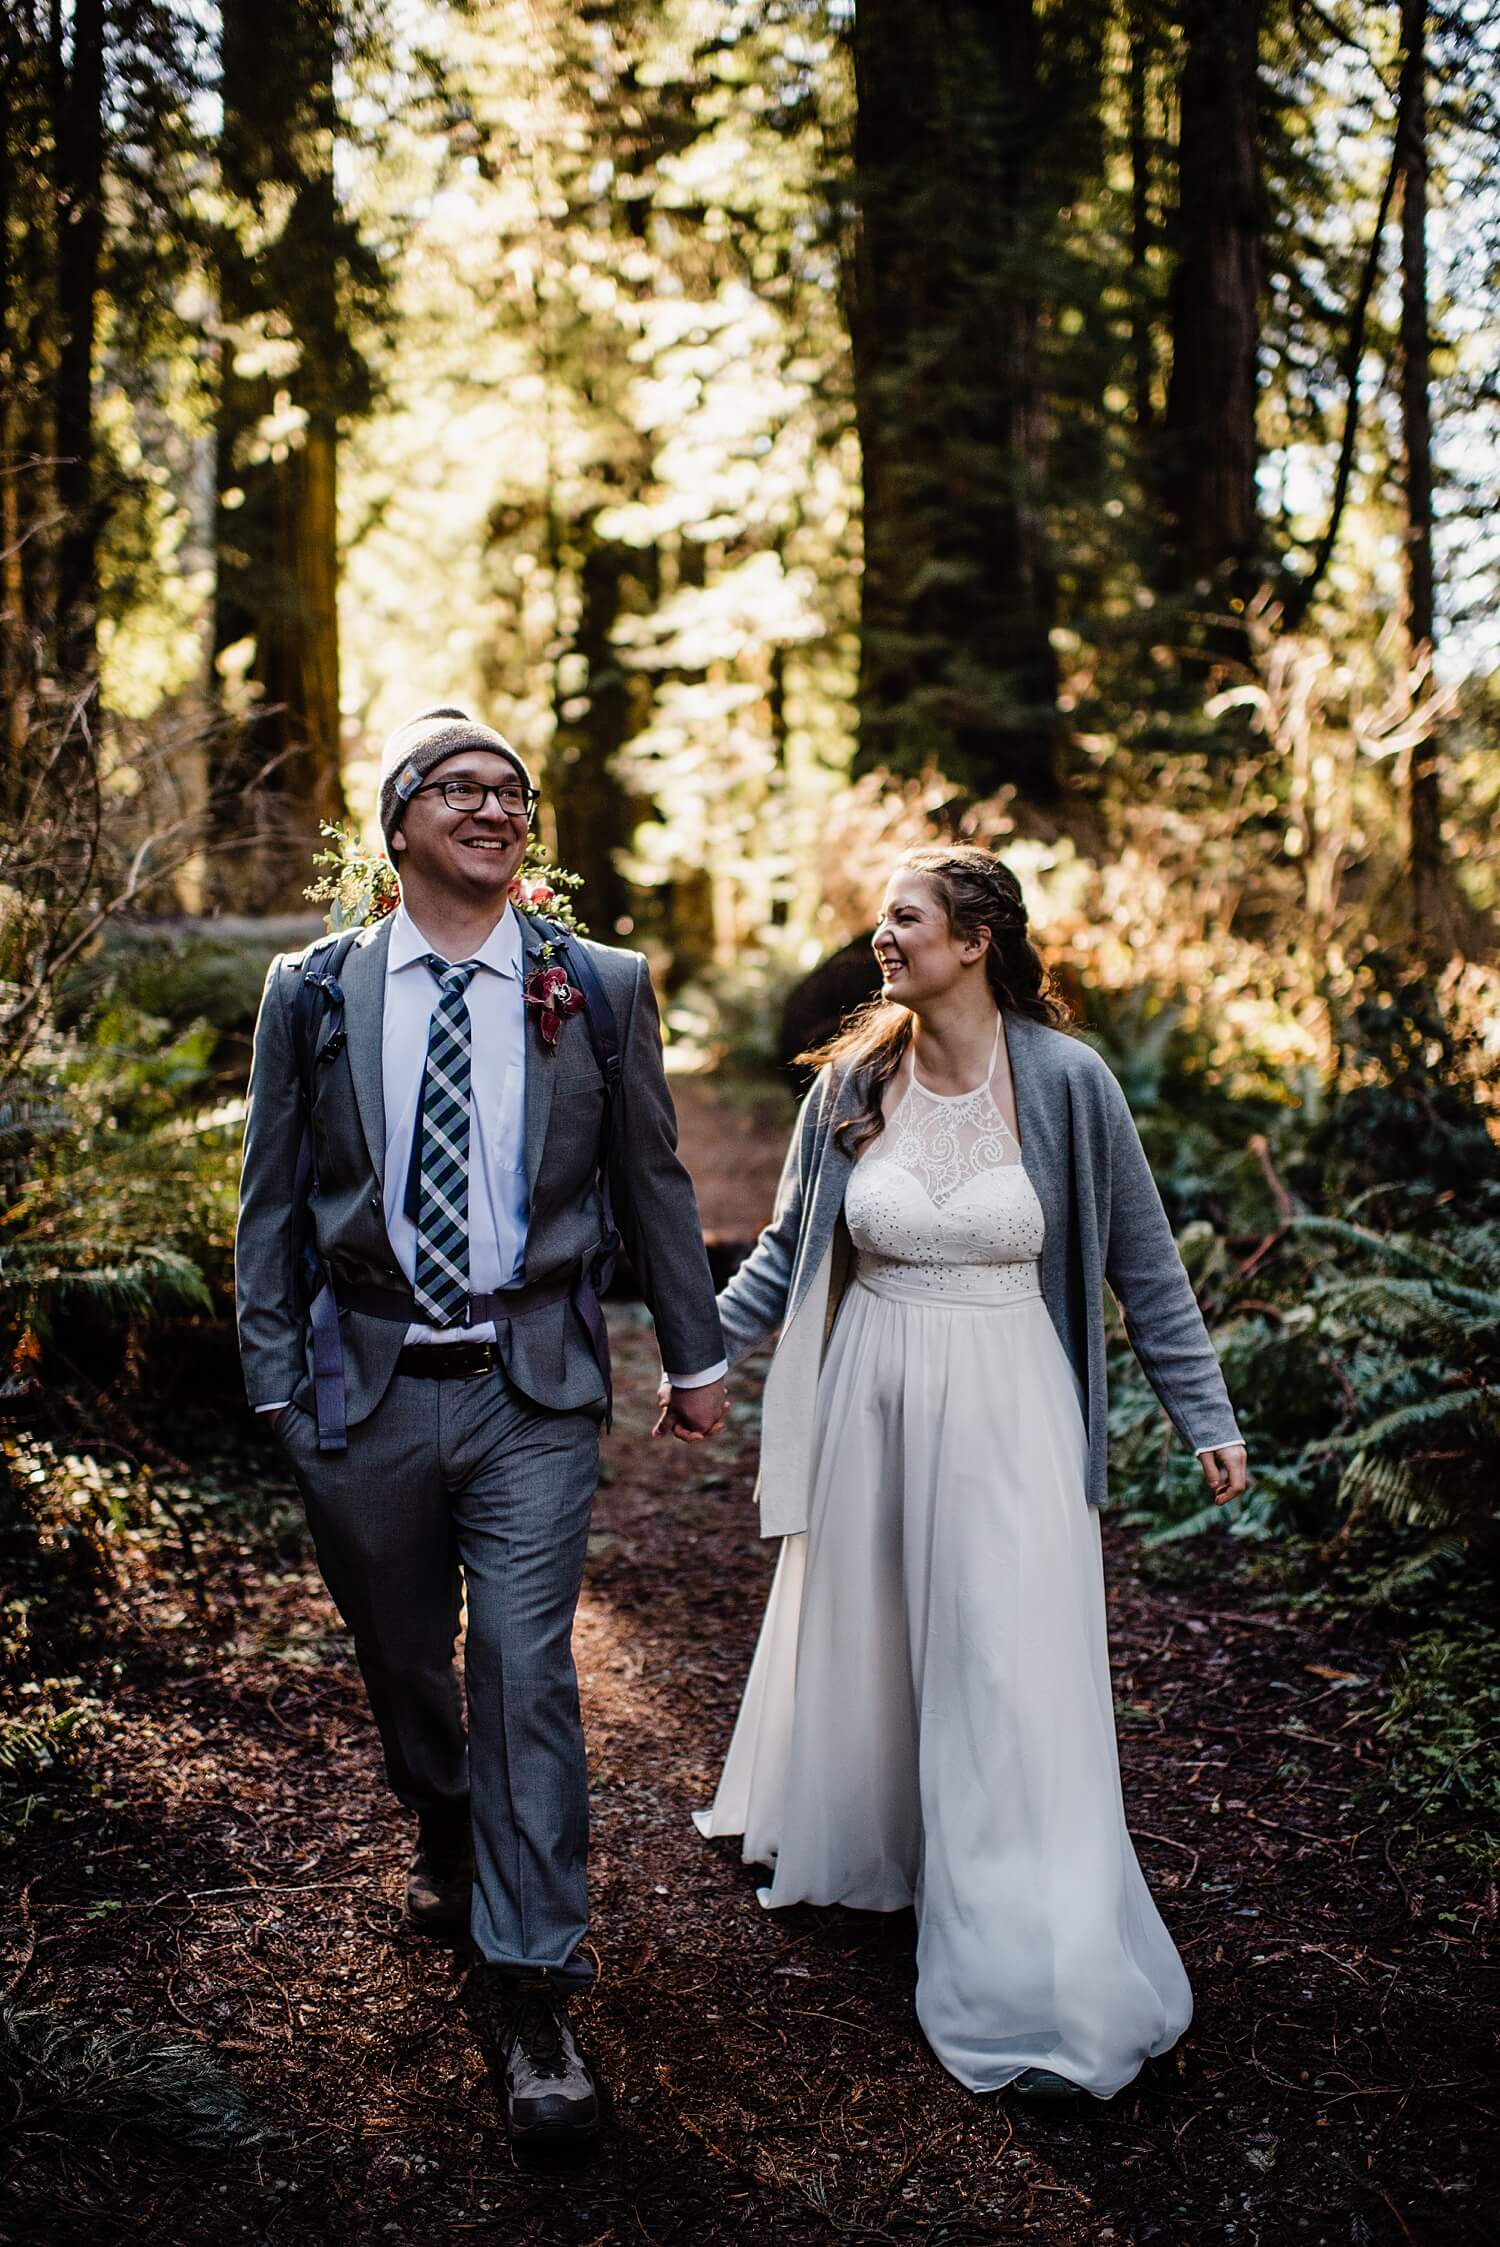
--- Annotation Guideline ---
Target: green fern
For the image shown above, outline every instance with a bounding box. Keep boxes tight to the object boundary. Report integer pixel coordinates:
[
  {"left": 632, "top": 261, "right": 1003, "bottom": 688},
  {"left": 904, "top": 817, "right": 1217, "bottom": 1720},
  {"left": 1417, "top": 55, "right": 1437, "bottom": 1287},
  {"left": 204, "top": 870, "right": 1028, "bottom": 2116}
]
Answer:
[
  {"left": 0, "top": 1240, "right": 212, "bottom": 1337},
  {"left": 1315, "top": 1388, "right": 1494, "bottom": 1460},
  {"left": 0, "top": 2004, "right": 276, "bottom": 2154},
  {"left": 0, "top": 1701, "right": 93, "bottom": 1780}
]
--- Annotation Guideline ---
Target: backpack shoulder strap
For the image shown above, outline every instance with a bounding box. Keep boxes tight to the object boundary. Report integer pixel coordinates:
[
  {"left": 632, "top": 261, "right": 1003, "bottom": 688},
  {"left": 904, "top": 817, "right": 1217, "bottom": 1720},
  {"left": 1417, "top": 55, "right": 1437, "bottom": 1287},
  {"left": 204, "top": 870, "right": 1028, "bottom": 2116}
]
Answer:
[
  {"left": 529, "top": 920, "right": 626, "bottom": 1426},
  {"left": 289, "top": 928, "right": 361, "bottom": 1097},
  {"left": 554, "top": 932, "right": 621, "bottom": 1101},
  {"left": 287, "top": 927, "right": 362, "bottom": 1460}
]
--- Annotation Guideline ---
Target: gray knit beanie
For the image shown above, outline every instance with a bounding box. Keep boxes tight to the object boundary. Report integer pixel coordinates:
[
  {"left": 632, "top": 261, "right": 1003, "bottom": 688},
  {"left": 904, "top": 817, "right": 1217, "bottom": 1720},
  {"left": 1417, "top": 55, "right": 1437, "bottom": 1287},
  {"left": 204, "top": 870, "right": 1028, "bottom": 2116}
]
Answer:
[{"left": 378, "top": 706, "right": 534, "bottom": 851}]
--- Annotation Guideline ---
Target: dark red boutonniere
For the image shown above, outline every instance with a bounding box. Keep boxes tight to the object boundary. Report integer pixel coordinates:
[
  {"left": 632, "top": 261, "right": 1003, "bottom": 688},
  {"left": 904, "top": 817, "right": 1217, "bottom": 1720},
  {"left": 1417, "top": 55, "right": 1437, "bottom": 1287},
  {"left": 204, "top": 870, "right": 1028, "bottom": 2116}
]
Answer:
[{"left": 525, "top": 957, "right": 586, "bottom": 1050}]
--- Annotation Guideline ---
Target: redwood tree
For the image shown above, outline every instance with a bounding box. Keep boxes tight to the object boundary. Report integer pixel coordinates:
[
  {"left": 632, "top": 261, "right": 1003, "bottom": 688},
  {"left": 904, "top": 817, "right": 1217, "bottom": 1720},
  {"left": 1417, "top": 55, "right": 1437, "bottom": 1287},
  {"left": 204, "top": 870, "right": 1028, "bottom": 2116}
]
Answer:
[
  {"left": 1161, "top": 0, "right": 1263, "bottom": 606},
  {"left": 52, "top": 0, "right": 105, "bottom": 684},
  {"left": 848, "top": 0, "right": 1063, "bottom": 802},
  {"left": 211, "top": 0, "right": 373, "bottom": 907}
]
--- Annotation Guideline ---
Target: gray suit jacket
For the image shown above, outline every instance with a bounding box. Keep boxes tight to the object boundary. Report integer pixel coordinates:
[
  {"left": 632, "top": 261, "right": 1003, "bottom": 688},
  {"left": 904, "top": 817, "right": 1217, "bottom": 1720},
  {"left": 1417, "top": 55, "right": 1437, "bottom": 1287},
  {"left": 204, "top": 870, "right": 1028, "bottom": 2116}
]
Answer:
[
  {"left": 717, "top": 1011, "right": 1243, "bottom": 1526},
  {"left": 236, "top": 912, "right": 723, "bottom": 1425}
]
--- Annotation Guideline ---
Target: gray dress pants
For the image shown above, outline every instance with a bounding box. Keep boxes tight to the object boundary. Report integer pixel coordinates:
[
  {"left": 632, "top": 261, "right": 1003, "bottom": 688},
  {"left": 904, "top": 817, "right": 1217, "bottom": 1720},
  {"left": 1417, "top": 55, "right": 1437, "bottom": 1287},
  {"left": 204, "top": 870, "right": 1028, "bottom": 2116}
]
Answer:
[{"left": 277, "top": 1364, "right": 600, "bottom": 1989}]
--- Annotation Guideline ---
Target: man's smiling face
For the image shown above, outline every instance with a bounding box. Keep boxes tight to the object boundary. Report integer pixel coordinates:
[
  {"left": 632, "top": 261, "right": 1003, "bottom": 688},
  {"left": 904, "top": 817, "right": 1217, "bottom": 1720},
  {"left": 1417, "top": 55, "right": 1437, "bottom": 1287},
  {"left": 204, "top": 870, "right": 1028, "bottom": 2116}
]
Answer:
[{"left": 390, "top": 749, "right": 531, "bottom": 904}]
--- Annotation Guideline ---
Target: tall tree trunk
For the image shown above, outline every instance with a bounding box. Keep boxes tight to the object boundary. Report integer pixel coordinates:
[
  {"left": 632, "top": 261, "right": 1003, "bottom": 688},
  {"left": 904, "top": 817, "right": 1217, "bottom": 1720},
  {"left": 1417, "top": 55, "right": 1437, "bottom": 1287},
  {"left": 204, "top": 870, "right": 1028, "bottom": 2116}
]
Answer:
[
  {"left": 1398, "top": 0, "right": 1442, "bottom": 945},
  {"left": 1162, "top": 0, "right": 1262, "bottom": 604},
  {"left": 2, "top": 3, "right": 57, "bottom": 756},
  {"left": 1128, "top": 0, "right": 1155, "bottom": 437},
  {"left": 211, "top": 0, "right": 346, "bottom": 910},
  {"left": 52, "top": 0, "right": 103, "bottom": 685},
  {"left": 849, "top": 0, "right": 1062, "bottom": 803},
  {"left": 546, "top": 527, "right": 634, "bottom": 939},
  {"left": 2, "top": 4, "right": 57, "bottom": 781},
  {"left": 0, "top": 20, "right": 32, "bottom": 782}
]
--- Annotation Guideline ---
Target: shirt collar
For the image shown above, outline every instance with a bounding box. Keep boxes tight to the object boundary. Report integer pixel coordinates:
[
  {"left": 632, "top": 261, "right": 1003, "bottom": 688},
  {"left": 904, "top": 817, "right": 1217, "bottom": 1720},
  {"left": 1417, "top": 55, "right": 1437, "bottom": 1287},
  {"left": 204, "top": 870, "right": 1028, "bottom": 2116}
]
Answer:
[{"left": 386, "top": 900, "right": 523, "bottom": 982}]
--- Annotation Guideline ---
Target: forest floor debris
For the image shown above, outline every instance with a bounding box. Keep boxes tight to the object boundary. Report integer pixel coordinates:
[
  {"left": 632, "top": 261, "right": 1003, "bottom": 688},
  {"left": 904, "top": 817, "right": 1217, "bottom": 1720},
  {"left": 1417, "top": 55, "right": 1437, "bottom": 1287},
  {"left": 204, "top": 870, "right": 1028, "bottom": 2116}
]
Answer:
[
  {"left": 3, "top": 1095, "right": 1496, "bottom": 2244},
  {"left": 2, "top": 1304, "right": 1496, "bottom": 2244}
]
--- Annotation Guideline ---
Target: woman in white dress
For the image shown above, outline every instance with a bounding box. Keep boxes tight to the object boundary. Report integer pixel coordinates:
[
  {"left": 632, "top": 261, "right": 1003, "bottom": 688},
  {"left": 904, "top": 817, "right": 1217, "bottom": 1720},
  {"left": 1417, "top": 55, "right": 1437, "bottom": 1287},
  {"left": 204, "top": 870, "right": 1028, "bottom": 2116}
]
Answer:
[{"left": 693, "top": 847, "right": 1249, "bottom": 2102}]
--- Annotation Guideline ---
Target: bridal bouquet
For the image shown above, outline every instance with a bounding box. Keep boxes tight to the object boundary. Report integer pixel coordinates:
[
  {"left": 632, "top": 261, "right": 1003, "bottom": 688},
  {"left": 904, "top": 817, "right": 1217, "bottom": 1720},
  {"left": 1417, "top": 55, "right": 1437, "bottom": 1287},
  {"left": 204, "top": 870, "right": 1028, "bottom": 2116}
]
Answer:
[{"left": 306, "top": 823, "right": 587, "bottom": 937}]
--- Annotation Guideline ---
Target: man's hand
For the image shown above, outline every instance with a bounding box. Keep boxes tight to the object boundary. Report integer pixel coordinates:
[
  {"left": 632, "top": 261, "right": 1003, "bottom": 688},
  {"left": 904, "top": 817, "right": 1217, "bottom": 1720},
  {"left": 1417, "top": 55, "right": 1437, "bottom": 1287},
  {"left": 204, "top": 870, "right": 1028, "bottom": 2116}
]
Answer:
[
  {"left": 652, "top": 1377, "right": 728, "bottom": 1442},
  {"left": 1200, "top": 1444, "right": 1250, "bottom": 1505}
]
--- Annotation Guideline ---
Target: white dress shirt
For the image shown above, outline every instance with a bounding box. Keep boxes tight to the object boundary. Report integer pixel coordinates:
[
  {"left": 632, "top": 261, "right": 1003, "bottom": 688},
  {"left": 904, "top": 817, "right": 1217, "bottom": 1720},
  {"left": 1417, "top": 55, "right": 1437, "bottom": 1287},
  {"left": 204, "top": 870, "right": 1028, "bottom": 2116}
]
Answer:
[
  {"left": 384, "top": 900, "right": 528, "bottom": 1345},
  {"left": 257, "top": 900, "right": 724, "bottom": 1400}
]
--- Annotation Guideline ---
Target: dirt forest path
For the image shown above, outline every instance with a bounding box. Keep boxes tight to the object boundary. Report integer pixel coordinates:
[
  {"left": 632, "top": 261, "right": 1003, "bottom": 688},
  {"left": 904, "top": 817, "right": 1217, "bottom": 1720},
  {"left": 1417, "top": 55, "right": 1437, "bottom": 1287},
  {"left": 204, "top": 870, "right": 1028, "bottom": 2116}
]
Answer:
[{"left": 4, "top": 1086, "right": 1496, "bottom": 2245}]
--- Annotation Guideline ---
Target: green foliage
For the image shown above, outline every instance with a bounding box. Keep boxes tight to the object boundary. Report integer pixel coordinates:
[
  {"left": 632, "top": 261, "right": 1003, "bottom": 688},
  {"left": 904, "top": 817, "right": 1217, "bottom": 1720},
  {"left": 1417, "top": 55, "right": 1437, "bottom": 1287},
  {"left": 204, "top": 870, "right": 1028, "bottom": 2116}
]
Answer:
[
  {"left": 0, "top": 1243, "right": 212, "bottom": 1343},
  {"left": 1113, "top": 1194, "right": 1499, "bottom": 1573},
  {"left": 1104, "top": 948, "right": 1499, "bottom": 1580},
  {"left": 1, "top": 999, "right": 239, "bottom": 1359},
  {"left": 1294, "top": 1213, "right": 1500, "bottom": 1558},
  {"left": 1375, "top": 1626, "right": 1500, "bottom": 1877},
  {"left": 1295, "top": 950, "right": 1499, "bottom": 1207},
  {"left": 70, "top": 931, "right": 276, "bottom": 1060},
  {"left": 0, "top": 2004, "right": 275, "bottom": 2155},
  {"left": 0, "top": 1698, "right": 98, "bottom": 1784}
]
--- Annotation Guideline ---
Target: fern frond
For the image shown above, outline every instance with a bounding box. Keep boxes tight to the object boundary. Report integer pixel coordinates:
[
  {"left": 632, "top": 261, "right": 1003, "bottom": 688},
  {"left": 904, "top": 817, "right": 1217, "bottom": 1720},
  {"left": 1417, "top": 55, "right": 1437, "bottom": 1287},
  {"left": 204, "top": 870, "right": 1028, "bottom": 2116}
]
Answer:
[
  {"left": 0, "top": 1703, "right": 92, "bottom": 1779},
  {"left": 1315, "top": 1276, "right": 1499, "bottom": 1358},
  {"left": 0, "top": 1242, "right": 212, "bottom": 1330},
  {"left": 1335, "top": 1449, "right": 1482, "bottom": 1535},
  {"left": 0, "top": 2004, "right": 276, "bottom": 2153},
  {"left": 1293, "top": 1216, "right": 1500, "bottom": 1299},
  {"left": 1141, "top": 1500, "right": 1232, "bottom": 1548},
  {"left": 1314, "top": 1387, "right": 1487, "bottom": 1459},
  {"left": 1363, "top": 1534, "right": 1470, "bottom": 1601}
]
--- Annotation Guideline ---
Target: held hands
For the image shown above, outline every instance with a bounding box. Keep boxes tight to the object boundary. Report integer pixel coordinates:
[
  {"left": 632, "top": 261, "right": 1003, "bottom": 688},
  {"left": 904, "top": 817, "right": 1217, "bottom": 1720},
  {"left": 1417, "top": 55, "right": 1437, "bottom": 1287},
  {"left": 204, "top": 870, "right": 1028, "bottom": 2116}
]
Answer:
[
  {"left": 1200, "top": 1443, "right": 1250, "bottom": 1506},
  {"left": 652, "top": 1376, "right": 729, "bottom": 1442}
]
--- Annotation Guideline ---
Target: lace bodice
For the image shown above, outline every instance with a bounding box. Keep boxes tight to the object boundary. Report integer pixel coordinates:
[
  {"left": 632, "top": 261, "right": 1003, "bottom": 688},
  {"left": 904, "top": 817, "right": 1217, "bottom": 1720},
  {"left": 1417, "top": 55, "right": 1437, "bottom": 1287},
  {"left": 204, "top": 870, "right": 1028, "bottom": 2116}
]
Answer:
[{"left": 845, "top": 1025, "right": 1044, "bottom": 1305}]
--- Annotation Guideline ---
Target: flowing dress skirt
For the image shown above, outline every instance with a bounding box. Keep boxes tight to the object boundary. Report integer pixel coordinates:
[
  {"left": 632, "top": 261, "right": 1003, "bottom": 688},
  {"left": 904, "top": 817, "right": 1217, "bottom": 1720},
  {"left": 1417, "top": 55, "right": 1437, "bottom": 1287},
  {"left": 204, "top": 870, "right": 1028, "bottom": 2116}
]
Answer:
[{"left": 696, "top": 1271, "right": 1193, "bottom": 2097}]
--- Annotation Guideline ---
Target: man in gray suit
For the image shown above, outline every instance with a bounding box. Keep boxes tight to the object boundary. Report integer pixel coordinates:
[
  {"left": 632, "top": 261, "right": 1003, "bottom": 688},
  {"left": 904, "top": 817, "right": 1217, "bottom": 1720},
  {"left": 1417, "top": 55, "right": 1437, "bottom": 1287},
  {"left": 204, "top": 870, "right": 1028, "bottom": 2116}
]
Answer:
[{"left": 236, "top": 707, "right": 727, "bottom": 2149}]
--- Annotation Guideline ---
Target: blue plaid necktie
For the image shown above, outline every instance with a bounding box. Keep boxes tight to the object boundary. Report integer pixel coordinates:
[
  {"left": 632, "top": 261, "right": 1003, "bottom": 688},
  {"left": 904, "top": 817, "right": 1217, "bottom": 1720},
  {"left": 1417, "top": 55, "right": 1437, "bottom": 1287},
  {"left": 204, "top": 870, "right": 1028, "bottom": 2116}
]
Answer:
[{"left": 412, "top": 956, "right": 479, "bottom": 1327}]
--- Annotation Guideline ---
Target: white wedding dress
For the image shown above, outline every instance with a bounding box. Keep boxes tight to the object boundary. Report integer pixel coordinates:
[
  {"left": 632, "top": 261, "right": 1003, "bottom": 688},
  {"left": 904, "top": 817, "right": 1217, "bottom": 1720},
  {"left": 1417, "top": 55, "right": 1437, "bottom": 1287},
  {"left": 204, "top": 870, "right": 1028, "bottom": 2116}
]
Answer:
[{"left": 695, "top": 1025, "right": 1192, "bottom": 2097}]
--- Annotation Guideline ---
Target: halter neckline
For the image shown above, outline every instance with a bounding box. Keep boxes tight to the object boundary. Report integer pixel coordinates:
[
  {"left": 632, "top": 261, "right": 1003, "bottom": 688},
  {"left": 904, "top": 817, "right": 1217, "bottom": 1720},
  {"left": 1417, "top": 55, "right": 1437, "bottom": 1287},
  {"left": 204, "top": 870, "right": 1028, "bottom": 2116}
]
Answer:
[{"left": 907, "top": 1015, "right": 1004, "bottom": 1104}]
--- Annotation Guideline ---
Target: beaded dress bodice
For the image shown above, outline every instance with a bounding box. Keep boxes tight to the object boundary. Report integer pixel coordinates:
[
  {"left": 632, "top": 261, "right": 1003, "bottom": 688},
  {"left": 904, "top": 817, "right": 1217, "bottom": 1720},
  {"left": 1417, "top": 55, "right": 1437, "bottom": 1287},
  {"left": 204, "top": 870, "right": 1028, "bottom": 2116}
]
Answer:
[{"left": 844, "top": 1025, "right": 1045, "bottom": 1305}]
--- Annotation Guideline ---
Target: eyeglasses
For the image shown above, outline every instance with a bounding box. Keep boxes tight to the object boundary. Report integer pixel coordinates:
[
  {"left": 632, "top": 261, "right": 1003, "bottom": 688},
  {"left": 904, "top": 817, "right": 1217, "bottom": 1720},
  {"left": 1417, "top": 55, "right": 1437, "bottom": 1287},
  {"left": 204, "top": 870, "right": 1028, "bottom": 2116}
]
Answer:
[{"left": 413, "top": 777, "right": 539, "bottom": 818}]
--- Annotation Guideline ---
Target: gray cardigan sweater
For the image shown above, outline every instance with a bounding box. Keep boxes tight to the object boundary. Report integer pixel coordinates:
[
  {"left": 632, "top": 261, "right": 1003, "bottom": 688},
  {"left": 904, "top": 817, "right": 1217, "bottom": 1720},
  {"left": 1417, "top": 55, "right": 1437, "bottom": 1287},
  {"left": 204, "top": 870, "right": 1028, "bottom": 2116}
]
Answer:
[{"left": 717, "top": 1011, "right": 1242, "bottom": 1533}]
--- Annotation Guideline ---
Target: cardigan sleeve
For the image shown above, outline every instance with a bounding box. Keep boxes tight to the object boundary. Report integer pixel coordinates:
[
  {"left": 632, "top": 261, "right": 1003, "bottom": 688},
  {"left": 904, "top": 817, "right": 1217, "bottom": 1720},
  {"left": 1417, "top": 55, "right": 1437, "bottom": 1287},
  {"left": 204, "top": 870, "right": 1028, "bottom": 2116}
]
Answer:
[
  {"left": 1096, "top": 1063, "right": 1244, "bottom": 1455},
  {"left": 714, "top": 1072, "right": 826, "bottom": 1366}
]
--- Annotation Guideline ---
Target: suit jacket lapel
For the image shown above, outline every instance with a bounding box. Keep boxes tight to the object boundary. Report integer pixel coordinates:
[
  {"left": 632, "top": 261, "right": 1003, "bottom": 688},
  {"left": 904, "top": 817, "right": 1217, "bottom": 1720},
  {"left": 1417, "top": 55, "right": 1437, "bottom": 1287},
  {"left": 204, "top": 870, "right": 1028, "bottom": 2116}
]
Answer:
[
  {"left": 341, "top": 917, "right": 393, "bottom": 1181},
  {"left": 518, "top": 912, "right": 556, "bottom": 1189}
]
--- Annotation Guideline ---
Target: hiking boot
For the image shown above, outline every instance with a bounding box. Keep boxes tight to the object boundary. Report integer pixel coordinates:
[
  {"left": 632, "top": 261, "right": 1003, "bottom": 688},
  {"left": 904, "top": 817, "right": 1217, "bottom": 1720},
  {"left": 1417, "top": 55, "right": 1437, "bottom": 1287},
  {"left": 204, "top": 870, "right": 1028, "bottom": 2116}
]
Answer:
[
  {"left": 403, "top": 1810, "right": 473, "bottom": 1936},
  {"left": 499, "top": 1977, "right": 601, "bottom": 2147},
  {"left": 1011, "top": 2066, "right": 1083, "bottom": 2102}
]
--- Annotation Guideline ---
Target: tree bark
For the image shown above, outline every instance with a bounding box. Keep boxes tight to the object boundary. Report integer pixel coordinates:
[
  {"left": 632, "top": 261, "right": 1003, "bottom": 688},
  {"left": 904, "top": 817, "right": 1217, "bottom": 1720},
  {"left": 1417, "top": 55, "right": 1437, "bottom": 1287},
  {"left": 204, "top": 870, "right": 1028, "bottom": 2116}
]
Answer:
[
  {"left": 545, "top": 527, "right": 634, "bottom": 938},
  {"left": 1, "top": 4, "right": 57, "bottom": 771},
  {"left": 1397, "top": 0, "right": 1442, "bottom": 944},
  {"left": 849, "top": 0, "right": 1061, "bottom": 802},
  {"left": 1128, "top": 0, "right": 1155, "bottom": 437},
  {"left": 0, "top": 20, "right": 32, "bottom": 779},
  {"left": 1162, "top": 0, "right": 1262, "bottom": 602},
  {"left": 52, "top": 0, "right": 104, "bottom": 684},
  {"left": 210, "top": 0, "right": 346, "bottom": 910}
]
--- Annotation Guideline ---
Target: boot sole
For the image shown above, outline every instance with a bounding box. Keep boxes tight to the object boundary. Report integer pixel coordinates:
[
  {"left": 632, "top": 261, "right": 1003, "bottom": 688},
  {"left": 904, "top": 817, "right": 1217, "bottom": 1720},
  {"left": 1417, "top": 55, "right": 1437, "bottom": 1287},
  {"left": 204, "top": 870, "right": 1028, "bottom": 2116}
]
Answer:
[{"left": 508, "top": 2106, "right": 601, "bottom": 2168}]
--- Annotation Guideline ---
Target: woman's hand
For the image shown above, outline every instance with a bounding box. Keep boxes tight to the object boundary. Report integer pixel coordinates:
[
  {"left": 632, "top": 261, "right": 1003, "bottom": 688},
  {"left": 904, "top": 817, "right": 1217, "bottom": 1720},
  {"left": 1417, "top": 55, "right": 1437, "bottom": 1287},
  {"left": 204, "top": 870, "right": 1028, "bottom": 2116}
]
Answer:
[
  {"left": 652, "top": 1376, "right": 729, "bottom": 1442},
  {"left": 1199, "top": 1444, "right": 1250, "bottom": 1505}
]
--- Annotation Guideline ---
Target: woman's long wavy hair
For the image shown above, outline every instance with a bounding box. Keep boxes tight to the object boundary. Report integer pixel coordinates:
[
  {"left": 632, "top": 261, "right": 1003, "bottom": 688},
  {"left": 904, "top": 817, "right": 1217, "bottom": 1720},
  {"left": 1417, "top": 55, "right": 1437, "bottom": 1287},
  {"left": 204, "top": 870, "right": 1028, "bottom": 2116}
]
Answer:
[{"left": 801, "top": 846, "right": 1074, "bottom": 1159}]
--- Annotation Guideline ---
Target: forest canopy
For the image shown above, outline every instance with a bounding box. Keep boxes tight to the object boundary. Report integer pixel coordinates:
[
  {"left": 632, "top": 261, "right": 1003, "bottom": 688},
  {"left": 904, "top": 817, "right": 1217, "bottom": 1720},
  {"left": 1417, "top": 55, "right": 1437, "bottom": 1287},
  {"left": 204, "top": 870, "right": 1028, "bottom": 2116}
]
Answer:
[{"left": 1, "top": 0, "right": 1495, "bottom": 996}]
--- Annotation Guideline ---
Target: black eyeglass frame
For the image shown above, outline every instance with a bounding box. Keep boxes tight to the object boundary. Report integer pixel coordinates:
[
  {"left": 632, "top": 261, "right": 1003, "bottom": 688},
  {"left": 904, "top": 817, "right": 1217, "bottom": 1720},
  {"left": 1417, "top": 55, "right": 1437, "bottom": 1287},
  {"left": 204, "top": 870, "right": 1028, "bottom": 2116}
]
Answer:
[{"left": 411, "top": 776, "right": 540, "bottom": 819}]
